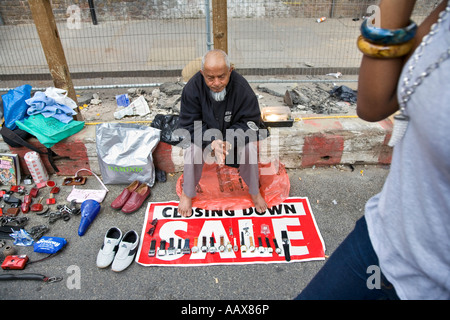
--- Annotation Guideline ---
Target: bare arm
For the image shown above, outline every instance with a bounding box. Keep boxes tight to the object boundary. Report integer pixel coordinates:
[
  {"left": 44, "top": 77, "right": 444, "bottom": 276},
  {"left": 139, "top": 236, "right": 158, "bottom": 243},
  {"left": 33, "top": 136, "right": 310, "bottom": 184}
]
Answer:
[{"left": 357, "top": 0, "right": 447, "bottom": 122}]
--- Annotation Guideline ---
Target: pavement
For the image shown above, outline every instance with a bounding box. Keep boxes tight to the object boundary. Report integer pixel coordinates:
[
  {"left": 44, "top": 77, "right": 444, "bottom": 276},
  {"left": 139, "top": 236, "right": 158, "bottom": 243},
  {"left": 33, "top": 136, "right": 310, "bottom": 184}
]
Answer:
[
  {"left": 0, "top": 163, "right": 390, "bottom": 306},
  {"left": 0, "top": 39, "right": 393, "bottom": 308},
  {"left": 0, "top": 11, "right": 394, "bottom": 308}
]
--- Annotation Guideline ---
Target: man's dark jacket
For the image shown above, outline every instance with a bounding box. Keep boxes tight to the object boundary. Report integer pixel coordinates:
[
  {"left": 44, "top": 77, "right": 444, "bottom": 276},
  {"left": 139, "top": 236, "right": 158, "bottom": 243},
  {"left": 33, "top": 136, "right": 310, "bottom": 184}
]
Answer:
[{"left": 178, "top": 70, "right": 267, "bottom": 156}]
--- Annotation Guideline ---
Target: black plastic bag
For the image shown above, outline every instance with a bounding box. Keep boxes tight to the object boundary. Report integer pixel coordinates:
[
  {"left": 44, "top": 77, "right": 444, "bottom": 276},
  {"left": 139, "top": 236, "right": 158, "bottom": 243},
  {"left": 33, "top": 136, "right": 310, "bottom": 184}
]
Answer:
[
  {"left": 329, "top": 85, "right": 357, "bottom": 103},
  {"left": 150, "top": 114, "right": 182, "bottom": 145}
]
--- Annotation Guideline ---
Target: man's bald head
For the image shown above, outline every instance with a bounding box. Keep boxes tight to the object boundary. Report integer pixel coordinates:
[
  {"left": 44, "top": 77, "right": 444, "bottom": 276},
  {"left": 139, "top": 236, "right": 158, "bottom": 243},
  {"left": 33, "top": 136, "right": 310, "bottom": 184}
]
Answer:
[
  {"left": 200, "top": 49, "right": 233, "bottom": 94},
  {"left": 201, "top": 49, "right": 231, "bottom": 71}
]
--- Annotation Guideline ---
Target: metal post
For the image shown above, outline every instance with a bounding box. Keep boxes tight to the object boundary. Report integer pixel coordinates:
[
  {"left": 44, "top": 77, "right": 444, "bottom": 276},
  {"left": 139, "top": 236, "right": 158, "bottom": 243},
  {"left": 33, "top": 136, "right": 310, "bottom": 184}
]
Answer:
[
  {"left": 88, "top": 0, "right": 98, "bottom": 25},
  {"left": 205, "top": 0, "right": 213, "bottom": 51},
  {"left": 330, "top": 0, "right": 336, "bottom": 18}
]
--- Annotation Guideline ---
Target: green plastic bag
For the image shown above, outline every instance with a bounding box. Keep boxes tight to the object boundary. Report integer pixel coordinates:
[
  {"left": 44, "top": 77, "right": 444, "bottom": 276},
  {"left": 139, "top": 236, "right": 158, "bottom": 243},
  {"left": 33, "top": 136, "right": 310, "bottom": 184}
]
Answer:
[{"left": 15, "top": 114, "right": 85, "bottom": 148}]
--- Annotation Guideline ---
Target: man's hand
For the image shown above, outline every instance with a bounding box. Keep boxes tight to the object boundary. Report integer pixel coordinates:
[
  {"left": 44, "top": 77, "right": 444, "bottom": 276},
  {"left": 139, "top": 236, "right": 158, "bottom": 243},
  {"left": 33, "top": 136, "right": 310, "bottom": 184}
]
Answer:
[{"left": 211, "top": 139, "right": 232, "bottom": 165}]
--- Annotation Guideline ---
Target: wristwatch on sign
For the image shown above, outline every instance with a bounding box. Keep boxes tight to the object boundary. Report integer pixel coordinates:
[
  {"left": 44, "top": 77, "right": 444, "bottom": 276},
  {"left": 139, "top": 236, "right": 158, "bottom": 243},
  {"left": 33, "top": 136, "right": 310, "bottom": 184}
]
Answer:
[
  {"left": 209, "top": 236, "right": 216, "bottom": 253},
  {"left": 182, "top": 238, "right": 191, "bottom": 254},
  {"left": 240, "top": 231, "right": 247, "bottom": 252},
  {"left": 158, "top": 240, "right": 166, "bottom": 256},
  {"left": 219, "top": 235, "right": 226, "bottom": 252},
  {"left": 273, "top": 237, "right": 282, "bottom": 255},
  {"left": 177, "top": 238, "right": 182, "bottom": 254},
  {"left": 258, "top": 236, "right": 265, "bottom": 254},
  {"left": 148, "top": 239, "right": 157, "bottom": 257},
  {"left": 249, "top": 236, "right": 255, "bottom": 252},
  {"left": 192, "top": 237, "right": 199, "bottom": 253},
  {"left": 233, "top": 237, "right": 239, "bottom": 252},
  {"left": 168, "top": 238, "right": 176, "bottom": 255},
  {"left": 265, "top": 237, "right": 273, "bottom": 253},
  {"left": 281, "top": 231, "right": 291, "bottom": 261},
  {"left": 201, "top": 236, "right": 208, "bottom": 253}
]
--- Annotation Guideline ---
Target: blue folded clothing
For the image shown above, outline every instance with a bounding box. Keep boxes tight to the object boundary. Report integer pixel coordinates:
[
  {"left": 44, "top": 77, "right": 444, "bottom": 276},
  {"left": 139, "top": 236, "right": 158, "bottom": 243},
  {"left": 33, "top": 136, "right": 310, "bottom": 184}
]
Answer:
[{"left": 26, "top": 91, "right": 76, "bottom": 123}]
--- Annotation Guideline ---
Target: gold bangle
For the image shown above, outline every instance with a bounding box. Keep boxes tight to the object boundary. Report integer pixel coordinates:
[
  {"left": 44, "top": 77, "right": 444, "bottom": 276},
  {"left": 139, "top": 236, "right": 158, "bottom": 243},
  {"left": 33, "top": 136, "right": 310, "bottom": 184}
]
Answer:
[{"left": 357, "top": 35, "right": 415, "bottom": 59}]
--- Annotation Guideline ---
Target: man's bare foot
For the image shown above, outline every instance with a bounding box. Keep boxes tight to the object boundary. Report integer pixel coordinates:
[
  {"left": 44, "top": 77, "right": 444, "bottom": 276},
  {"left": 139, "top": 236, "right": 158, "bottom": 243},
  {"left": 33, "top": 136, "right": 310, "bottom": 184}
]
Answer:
[
  {"left": 250, "top": 192, "right": 268, "bottom": 213},
  {"left": 178, "top": 191, "right": 193, "bottom": 217}
]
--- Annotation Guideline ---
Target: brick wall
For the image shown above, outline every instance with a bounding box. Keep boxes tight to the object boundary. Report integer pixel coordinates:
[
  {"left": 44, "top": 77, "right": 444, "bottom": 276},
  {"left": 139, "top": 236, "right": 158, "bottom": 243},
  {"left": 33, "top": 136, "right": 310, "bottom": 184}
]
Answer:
[{"left": 0, "top": 0, "right": 435, "bottom": 25}]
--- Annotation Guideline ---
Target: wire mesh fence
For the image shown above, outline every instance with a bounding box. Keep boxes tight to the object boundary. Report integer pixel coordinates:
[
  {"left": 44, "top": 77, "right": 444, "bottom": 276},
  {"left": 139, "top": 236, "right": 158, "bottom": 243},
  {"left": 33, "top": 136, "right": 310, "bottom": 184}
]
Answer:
[{"left": 0, "top": 0, "right": 438, "bottom": 85}]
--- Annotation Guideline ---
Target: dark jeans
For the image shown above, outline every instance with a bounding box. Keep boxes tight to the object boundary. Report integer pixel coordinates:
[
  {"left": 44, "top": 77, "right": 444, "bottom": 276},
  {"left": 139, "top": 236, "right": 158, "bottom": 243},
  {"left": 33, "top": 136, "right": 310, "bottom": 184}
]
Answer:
[{"left": 295, "top": 216, "right": 400, "bottom": 300}]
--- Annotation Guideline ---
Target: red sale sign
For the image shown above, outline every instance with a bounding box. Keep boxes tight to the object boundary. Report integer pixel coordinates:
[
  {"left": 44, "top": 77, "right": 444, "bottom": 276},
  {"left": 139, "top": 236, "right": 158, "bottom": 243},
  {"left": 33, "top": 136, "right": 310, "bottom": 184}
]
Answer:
[{"left": 136, "top": 197, "right": 325, "bottom": 266}]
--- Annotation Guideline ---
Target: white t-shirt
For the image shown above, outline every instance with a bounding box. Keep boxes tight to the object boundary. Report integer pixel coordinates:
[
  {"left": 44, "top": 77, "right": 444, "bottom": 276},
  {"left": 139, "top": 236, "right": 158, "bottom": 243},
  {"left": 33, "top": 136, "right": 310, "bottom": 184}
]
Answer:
[{"left": 365, "top": 4, "right": 450, "bottom": 300}]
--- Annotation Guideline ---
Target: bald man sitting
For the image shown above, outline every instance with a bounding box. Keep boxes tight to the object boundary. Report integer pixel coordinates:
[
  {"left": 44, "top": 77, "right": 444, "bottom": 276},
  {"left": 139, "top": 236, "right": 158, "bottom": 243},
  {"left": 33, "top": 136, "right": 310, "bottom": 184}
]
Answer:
[{"left": 177, "top": 49, "right": 268, "bottom": 217}]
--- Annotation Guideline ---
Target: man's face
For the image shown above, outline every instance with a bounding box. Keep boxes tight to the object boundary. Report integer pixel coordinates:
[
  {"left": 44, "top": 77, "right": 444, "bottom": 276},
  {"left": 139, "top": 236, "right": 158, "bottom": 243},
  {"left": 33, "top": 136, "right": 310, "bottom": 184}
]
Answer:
[{"left": 201, "top": 58, "right": 232, "bottom": 93}]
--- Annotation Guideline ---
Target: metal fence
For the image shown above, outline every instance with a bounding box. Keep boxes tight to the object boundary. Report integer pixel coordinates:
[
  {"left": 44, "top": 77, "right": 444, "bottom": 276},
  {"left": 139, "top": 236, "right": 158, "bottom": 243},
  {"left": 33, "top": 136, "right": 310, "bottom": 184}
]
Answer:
[{"left": 0, "top": 0, "right": 437, "bottom": 86}]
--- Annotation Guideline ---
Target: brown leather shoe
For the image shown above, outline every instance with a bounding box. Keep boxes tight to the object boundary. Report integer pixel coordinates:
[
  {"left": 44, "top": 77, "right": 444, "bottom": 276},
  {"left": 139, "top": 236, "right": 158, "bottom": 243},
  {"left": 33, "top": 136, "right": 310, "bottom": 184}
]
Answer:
[
  {"left": 111, "top": 181, "right": 140, "bottom": 210},
  {"left": 121, "top": 183, "right": 151, "bottom": 214}
]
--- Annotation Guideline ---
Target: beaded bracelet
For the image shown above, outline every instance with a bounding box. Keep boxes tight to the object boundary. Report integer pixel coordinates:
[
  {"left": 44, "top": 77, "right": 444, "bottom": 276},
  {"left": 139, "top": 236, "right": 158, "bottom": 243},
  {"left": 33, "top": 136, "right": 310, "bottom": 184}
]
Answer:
[
  {"left": 357, "top": 35, "right": 415, "bottom": 59},
  {"left": 361, "top": 19, "right": 417, "bottom": 45}
]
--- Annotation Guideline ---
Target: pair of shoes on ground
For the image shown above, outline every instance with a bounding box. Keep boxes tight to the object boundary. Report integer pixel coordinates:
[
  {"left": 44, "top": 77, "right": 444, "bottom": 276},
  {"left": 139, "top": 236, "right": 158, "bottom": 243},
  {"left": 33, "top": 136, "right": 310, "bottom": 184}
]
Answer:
[
  {"left": 96, "top": 227, "right": 139, "bottom": 272},
  {"left": 111, "top": 181, "right": 151, "bottom": 214}
]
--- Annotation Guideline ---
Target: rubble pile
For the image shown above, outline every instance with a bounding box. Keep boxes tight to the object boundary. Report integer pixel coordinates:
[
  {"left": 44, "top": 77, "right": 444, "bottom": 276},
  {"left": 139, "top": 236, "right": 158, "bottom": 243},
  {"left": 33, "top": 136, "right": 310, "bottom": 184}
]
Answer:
[
  {"left": 79, "top": 80, "right": 357, "bottom": 122},
  {"left": 259, "top": 82, "right": 357, "bottom": 115}
]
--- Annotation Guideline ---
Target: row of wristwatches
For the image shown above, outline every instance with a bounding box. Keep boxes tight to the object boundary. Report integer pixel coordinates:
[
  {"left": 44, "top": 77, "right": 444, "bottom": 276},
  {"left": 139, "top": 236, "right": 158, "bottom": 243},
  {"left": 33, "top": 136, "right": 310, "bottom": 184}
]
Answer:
[{"left": 148, "top": 230, "right": 291, "bottom": 261}]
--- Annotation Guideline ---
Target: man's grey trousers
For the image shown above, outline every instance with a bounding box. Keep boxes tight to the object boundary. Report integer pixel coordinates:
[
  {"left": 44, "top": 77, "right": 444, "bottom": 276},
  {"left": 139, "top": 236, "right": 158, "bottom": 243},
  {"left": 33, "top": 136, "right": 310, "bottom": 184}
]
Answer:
[{"left": 182, "top": 142, "right": 260, "bottom": 198}]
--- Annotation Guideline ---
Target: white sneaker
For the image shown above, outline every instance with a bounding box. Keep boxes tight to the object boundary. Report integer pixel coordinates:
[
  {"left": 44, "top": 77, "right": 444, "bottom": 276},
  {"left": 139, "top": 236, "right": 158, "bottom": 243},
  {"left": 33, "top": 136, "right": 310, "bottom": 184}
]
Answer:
[
  {"left": 111, "top": 230, "right": 139, "bottom": 272},
  {"left": 96, "top": 227, "right": 123, "bottom": 268}
]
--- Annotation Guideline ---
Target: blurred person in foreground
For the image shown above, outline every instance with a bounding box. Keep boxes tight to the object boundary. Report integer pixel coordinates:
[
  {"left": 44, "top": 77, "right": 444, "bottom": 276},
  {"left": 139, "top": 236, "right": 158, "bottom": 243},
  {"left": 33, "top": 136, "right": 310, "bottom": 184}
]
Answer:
[{"left": 296, "top": 0, "right": 450, "bottom": 300}]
